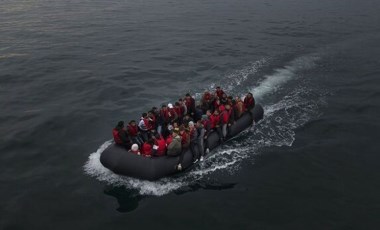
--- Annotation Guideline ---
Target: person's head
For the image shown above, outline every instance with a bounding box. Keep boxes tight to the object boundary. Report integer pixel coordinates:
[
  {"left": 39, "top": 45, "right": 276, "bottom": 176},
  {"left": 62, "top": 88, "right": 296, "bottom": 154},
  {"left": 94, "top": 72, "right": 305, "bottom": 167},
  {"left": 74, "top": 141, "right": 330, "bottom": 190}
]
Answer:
[
  {"left": 215, "top": 99, "right": 220, "bottom": 105},
  {"left": 225, "top": 104, "right": 231, "bottom": 110},
  {"left": 147, "top": 138, "right": 155, "bottom": 145},
  {"left": 173, "top": 122, "right": 179, "bottom": 128},
  {"left": 175, "top": 102, "right": 180, "bottom": 107},
  {"left": 246, "top": 92, "right": 253, "bottom": 98},
  {"left": 155, "top": 133, "right": 161, "bottom": 140},
  {"left": 222, "top": 93, "right": 227, "bottom": 98},
  {"left": 131, "top": 144, "right": 139, "bottom": 152},
  {"left": 201, "top": 114, "right": 208, "bottom": 121},
  {"left": 129, "top": 120, "right": 136, "bottom": 126},
  {"left": 206, "top": 110, "right": 212, "bottom": 116},
  {"left": 142, "top": 112, "right": 147, "bottom": 118},
  {"left": 161, "top": 104, "right": 167, "bottom": 110},
  {"left": 116, "top": 121, "right": 124, "bottom": 128},
  {"left": 214, "top": 109, "right": 219, "bottom": 115},
  {"left": 188, "top": 121, "right": 195, "bottom": 128},
  {"left": 185, "top": 93, "right": 191, "bottom": 99},
  {"left": 173, "top": 128, "right": 180, "bottom": 136},
  {"left": 216, "top": 86, "right": 221, "bottom": 91},
  {"left": 168, "top": 103, "right": 174, "bottom": 109}
]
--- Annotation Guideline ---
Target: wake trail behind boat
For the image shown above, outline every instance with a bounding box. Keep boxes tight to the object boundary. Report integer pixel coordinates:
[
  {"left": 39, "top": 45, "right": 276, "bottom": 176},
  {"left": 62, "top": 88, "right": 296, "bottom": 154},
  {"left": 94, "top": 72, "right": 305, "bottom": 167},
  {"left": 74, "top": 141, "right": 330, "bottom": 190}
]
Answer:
[{"left": 84, "top": 53, "right": 326, "bottom": 196}]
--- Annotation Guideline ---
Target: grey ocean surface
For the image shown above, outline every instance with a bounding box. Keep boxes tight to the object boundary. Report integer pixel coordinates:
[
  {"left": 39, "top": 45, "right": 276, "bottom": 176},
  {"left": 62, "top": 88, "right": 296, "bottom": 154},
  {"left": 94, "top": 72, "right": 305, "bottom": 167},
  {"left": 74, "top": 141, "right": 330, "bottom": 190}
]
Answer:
[{"left": 1, "top": 0, "right": 380, "bottom": 229}]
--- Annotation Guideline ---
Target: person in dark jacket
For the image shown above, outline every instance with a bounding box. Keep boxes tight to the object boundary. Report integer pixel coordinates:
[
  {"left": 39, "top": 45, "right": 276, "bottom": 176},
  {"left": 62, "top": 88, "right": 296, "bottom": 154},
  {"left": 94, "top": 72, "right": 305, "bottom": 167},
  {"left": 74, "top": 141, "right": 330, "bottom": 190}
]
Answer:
[
  {"left": 243, "top": 92, "right": 255, "bottom": 111},
  {"left": 220, "top": 104, "right": 235, "bottom": 139},
  {"left": 127, "top": 120, "right": 144, "bottom": 146},
  {"left": 188, "top": 121, "right": 199, "bottom": 162},
  {"left": 210, "top": 109, "right": 223, "bottom": 143},
  {"left": 196, "top": 120, "right": 206, "bottom": 161},
  {"left": 184, "top": 93, "right": 196, "bottom": 118},
  {"left": 201, "top": 114, "right": 211, "bottom": 154}
]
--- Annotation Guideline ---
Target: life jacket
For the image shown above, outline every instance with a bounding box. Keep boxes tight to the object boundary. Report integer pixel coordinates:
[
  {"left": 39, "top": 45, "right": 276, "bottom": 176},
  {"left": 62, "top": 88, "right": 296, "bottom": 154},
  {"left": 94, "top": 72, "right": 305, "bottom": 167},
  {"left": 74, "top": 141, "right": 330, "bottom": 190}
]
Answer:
[
  {"left": 210, "top": 114, "right": 221, "bottom": 128},
  {"left": 244, "top": 97, "right": 255, "bottom": 111},
  {"left": 203, "top": 92, "right": 211, "bottom": 102},
  {"left": 175, "top": 106, "right": 183, "bottom": 118},
  {"left": 143, "top": 117, "right": 153, "bottom": 131},
  {"left": 202, "top": 119, "right": 210, "bottom": 133},
  {"left": 127, "top": 124, "right": 139, "bottom": 137},
  {"left": 221, "top": 109, "right": 232, "bottom": 124},
  {"left": 180, "top": 131, "right": 190, "bottom": 148},
  {"left": 166, "top": 135, "right": 173, "bottom": 146},
  {"left": 216, "top": 89, "right": 225, "bottom": 99},
  {"left": 155, "top": 138, "right": 167, "bottom": 156},
  {"left": 219, "top": 104, "right": 225, "bottom": 112},
  {"left": 112, "top": 128, "right": 123, "bottom": 144},
  {"left": 148, "top": 115, "right": 156, "bottom": 129},
  {"left": 160, "top": 109, "right": 170, "bottom": 123},
  {"left": 168, "top": 108, "right": 177, "bottom": 122},
  {"left": 141, "top": 143, "right": 152, "bottom": 156},
  {"left": 213, "top": 100, "right": 221, "bottom": 110}
]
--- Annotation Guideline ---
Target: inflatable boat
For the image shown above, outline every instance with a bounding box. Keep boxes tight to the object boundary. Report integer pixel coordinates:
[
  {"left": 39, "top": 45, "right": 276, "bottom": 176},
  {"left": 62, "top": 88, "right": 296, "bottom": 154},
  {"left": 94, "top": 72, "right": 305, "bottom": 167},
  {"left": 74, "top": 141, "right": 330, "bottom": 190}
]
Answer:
[{"left": 100, "top": 104, "right": 264, "bottom": 181}]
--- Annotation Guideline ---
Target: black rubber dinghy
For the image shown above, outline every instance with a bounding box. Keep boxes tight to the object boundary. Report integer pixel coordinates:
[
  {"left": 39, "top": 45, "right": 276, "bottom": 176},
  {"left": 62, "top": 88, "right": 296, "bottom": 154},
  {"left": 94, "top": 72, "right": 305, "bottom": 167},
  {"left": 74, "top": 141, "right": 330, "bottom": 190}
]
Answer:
[{"left": 100, "top": 104, "right": 264, "bottom": 181}]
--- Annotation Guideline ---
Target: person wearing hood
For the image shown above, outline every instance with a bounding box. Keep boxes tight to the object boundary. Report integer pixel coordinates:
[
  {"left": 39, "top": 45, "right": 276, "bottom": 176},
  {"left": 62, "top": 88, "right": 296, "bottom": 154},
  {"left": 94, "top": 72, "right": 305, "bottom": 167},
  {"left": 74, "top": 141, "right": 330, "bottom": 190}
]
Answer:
[{"left": 243, "top": 92, "right": 255, "bottom": 111}]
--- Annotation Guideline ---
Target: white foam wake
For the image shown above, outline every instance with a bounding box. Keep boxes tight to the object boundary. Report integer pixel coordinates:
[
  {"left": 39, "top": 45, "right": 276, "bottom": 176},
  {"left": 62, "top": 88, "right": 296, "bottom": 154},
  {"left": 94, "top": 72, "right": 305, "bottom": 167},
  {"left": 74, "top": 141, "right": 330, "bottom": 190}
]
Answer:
[{"left": 253, "top": 55, "right": 320, "bottom": 100}]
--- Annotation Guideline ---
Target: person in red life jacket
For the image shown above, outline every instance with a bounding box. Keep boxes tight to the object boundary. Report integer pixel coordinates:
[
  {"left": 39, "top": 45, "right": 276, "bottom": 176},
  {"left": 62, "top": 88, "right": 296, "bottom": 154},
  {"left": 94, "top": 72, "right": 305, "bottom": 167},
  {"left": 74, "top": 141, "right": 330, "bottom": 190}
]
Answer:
[
  {"left": 141, "top": 138, "right": 155, "bottom": 157},
  {"left": 153, "top": 133, "right": 167, "bottom": 156},
  {"left": 174, "top": 102, "right": 184, "bottom": 125},
  {"left": 147, "top": 110, "right": 156, "bottom": 131},
  {"left": 210, "top": 109, "right": 223, "bottom": 143},
  {"left": 220, "top": 104, "right": 235, "bottom": 140},
  {"left": 215, "top": 86, "right": 225, "bottom": 99},
  {"left": 213, "top": 98, "right": 222, "bottom": 112},
  {"left": 235, "top": 96, "right": 246, "bottom": 119},
  {"left": 129, "top": 143, "right": 141, "bottom": 155},
  {"left": 138, "top": 113, "right": 152, "bottom": 141},
  {"left": 112, "top": 121, "right": 132, "bottom": 150},
  {"left": 201, "top": 114, "right": 211, "bottom": 154},
  {"left": 166, "top": 129, "right": 174, "bottom": 146},
  {"left": 201, "top": 90, "right": 212, "bottom": 113},
  {"left": 127, "top": 120, "right": 144, "bottom": 146},
  {"left": 184, "top": 93, "right": 196, "bottom": 118},
  {"left": 167, "top": 103, "right": 178, "bottom": 124},
  {"left": 243, "top": 92, "right": 255, "bottom": 111}
]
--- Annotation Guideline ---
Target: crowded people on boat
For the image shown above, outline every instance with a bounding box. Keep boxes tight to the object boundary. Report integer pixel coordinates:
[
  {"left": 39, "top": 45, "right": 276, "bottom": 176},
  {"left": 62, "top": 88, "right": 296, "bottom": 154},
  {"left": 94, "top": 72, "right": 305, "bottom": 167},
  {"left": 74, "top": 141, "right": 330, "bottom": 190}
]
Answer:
[{"left": 112, "top": 86, "right": 256, "bottom": 166}]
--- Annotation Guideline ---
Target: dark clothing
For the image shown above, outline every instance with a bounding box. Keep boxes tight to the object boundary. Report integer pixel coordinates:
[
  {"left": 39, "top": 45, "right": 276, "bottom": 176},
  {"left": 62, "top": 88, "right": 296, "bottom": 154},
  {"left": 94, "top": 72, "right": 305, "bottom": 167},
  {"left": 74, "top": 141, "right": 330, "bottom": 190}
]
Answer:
[
  {"left": 244, "top": 96, "right": 255, "bottom": 111},
  {"left": 113, "top": 127, "right": 131, "bottom": 149}
]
